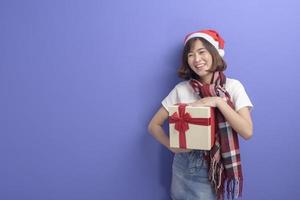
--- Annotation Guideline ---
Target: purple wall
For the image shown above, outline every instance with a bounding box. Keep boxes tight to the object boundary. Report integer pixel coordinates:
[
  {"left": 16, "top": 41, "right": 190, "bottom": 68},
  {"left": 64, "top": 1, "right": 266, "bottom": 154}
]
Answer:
[{"left": 1, "top": 0, "right": 300, "bottom": 199}]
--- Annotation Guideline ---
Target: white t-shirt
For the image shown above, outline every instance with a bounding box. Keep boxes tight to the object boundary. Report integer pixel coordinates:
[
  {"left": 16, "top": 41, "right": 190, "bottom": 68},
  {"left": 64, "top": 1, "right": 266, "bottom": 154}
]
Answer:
[{"left": 162, "top": 78, "right": 253, "bottom": 112}]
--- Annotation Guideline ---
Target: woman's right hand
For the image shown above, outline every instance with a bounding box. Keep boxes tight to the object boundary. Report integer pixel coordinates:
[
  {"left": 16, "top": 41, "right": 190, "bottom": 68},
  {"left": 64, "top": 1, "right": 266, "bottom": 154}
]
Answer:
[{"left": 169, "top": 147, "right": 192, "bottom": 154}]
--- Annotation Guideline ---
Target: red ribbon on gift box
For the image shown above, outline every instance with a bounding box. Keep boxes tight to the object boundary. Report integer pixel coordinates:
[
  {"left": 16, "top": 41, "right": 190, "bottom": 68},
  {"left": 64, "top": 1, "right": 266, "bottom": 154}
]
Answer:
[{"left": 169, "top": 104, "right": 212, "bottom": 149}]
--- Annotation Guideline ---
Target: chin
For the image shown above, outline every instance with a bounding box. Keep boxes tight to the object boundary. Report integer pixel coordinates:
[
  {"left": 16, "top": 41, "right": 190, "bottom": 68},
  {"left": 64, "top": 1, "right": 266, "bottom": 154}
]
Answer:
[{"left": 196, "top": 72, "right": 208, "bottom": 77}]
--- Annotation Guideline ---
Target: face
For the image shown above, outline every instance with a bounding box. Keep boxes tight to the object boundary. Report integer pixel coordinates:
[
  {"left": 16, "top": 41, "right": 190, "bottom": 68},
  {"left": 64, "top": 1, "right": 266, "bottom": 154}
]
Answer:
[{"left": 187, "top": 39, "right": 213, "bottom": 83}]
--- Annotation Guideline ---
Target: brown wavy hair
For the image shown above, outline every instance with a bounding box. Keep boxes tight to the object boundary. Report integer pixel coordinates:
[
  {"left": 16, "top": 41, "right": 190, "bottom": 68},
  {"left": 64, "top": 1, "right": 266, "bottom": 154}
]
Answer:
[{"left": 178, "top": 37, "right": 227, "bottom": 80}]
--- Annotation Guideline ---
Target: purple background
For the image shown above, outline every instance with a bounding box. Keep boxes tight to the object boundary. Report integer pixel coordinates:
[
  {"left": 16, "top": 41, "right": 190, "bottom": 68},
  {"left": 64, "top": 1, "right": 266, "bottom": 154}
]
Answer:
[{"left": 1, "top": 0, "right": 300, "bottom": 199}]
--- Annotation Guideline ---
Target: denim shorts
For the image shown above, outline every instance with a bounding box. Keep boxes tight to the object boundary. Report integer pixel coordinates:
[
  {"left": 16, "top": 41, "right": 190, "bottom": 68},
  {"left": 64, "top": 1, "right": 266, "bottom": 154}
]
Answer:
[{"left": 170, "top": 150, "right": 216, "bottom": 200}]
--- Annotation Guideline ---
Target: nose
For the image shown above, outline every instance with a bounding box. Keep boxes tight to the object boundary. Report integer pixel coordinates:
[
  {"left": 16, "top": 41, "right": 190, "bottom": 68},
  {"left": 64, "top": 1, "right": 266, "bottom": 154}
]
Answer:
[{"left": 194, "top": 53, "right": 201, "bottom": 62}]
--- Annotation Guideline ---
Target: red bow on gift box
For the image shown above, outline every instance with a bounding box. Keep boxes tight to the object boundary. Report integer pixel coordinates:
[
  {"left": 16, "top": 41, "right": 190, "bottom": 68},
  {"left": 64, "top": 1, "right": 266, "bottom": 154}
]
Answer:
[{"left": 169, "top": 104, "right": 212, "bottom": 149}]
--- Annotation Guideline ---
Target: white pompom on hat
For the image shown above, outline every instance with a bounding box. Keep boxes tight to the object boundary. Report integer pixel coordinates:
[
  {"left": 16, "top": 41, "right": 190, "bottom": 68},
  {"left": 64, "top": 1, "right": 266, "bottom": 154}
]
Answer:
[{"left": 184, "top": 29, "right": 225, "bottom": 57}]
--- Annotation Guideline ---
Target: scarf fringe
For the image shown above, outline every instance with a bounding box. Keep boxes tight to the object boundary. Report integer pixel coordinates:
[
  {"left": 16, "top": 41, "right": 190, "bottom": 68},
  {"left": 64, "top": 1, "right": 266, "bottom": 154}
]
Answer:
[
  {"left": 225, "top": 177, "right": 243, "bottom": 200},
  {"left": 208, "top": 157, "right": 224, "bottom": 200},
  {"left": 208, "top": 157, "right": 243, "bottom": 200}
]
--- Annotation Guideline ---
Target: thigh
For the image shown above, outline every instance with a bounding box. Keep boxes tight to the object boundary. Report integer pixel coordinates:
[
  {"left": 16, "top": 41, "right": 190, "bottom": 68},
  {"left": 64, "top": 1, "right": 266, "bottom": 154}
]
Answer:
[
  {"left": 170, "top": 153, "right": 189, "bottom": 200},
  {"left": 170, "top": 151, "right": 216, "bottom": 200},
  {"left": 185, "top": 151, "right": 216, "bottom": 200}
]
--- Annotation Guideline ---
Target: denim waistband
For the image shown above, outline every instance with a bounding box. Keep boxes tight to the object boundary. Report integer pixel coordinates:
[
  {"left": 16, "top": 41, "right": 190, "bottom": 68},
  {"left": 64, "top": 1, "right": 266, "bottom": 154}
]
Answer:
[{"left": 173, "top": 150, "right": 208, "bottom": 171}]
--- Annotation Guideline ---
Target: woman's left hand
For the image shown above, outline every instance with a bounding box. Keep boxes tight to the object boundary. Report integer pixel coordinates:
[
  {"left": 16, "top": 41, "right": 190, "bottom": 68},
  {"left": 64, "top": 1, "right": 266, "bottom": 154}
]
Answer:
[{"left": 189, "top": 97, "right": 223, "bottom": 107}]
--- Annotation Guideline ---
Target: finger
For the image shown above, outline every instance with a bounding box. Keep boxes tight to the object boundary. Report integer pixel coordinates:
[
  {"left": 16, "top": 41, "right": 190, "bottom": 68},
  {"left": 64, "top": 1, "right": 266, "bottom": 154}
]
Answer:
[
  {"left": 190, "top": 102, "right": 203, "bottom": 107},
  {"left": 201, "top": 104, "right": 210, "bottom": 107}
]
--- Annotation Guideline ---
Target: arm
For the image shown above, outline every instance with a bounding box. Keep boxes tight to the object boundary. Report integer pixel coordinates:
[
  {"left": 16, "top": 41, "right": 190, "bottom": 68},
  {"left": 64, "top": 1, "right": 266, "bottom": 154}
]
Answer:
[
  {"left": 190, "top": 97, "right": 253, "bottom": 140},
  {"left": 216, "top": 98, "right": 253, "bottom": 140},
  {"left": 148, "top": 106, "right": 192, "bottom": 153}
]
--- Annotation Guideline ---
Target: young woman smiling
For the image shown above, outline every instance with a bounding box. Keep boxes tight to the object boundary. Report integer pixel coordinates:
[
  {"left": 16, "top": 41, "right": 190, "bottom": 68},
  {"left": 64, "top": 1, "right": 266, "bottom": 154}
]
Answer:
[{"left": 148, "top": 29, "right": 253, "bottom": 200}]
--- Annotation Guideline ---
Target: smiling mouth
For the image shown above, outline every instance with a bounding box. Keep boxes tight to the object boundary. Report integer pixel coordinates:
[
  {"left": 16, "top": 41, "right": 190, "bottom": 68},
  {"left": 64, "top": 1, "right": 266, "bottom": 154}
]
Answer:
[{"left": 195, "top": 64, "right": 205, "bottom": 69}]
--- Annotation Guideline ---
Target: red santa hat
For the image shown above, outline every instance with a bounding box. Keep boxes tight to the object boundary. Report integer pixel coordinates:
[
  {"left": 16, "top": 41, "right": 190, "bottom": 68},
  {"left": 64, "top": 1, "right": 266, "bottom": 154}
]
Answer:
[{"left": 184, "top": 29, "right": 225, "bottom": 57}]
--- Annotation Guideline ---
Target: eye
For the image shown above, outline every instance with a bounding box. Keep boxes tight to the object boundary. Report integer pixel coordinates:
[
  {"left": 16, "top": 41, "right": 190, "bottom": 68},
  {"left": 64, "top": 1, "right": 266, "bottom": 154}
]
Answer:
[{"left": 187, "top": 53, "right": 194, "bottom": 57}]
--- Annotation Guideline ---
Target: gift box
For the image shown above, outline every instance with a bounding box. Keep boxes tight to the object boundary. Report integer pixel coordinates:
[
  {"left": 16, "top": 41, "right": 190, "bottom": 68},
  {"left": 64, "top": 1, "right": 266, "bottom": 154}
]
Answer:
[{"left": 168, "top": 104, "right": 216, "bottom": 150}]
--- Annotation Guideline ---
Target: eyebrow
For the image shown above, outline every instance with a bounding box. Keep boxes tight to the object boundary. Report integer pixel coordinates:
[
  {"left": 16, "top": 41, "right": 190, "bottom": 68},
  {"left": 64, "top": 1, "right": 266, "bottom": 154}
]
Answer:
[{"left": 188, "top": 48, "right": 206, "bottom": 53}]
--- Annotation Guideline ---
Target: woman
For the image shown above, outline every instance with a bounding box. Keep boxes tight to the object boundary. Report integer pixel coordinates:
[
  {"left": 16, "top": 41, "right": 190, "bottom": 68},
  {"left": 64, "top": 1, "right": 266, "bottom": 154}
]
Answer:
[{"left": 148, "top": 29, "right": 253, "bottom": 200}]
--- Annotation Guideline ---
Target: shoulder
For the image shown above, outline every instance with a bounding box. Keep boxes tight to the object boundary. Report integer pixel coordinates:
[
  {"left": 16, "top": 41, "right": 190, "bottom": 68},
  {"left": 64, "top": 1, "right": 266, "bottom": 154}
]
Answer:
[
  {"left": 163, "top": 80, "right": 190, "bottom": 98},
  {"left": 172, "top": 80, "right": 195, "bottom": 95},
  {"left": 225, "top": 77, "right": 243, "bottom": 87},
  {"left": 225, "top": 77, "right": 245, "bottom": 91},
  {"left": 225, "top": 77, "right": 253, "bottom": 111},
  {"left": 174, "top": 80, "right": 190, "bottom": 90}
]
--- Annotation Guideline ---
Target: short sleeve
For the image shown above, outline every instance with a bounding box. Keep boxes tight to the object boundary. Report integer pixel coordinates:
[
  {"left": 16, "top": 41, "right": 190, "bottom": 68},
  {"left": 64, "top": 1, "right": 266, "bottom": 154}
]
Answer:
[
  {"left": 230, "top": 80, "right": 254, "bottom": 112},
  {"left": 161, "top": 87, "right": 179, "bottom": 112}
]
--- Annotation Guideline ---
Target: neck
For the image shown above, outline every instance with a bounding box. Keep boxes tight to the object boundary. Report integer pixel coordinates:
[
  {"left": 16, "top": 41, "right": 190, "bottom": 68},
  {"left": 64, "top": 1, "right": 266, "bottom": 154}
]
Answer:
[{"left": 198, "top": 73, "right": 213, "bottom": 84}]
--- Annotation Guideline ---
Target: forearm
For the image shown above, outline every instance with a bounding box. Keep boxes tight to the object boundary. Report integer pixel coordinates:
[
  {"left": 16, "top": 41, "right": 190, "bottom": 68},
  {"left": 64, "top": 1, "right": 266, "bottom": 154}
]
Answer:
[
  {"left": 148, "top": 124, "right": 170, "bottom": 149},
  {"left": 148, "top": 106, "right": 192, "bottom": 153},
  {"left": 216, "top": 99, "right": 253, "bottom": 139}
]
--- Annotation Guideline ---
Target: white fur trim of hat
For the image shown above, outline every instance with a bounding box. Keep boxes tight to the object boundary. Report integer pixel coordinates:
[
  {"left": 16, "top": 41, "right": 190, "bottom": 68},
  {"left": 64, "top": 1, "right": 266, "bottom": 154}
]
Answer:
[{"left": 184, "top": 30, "right": 225, "bottom": 57}]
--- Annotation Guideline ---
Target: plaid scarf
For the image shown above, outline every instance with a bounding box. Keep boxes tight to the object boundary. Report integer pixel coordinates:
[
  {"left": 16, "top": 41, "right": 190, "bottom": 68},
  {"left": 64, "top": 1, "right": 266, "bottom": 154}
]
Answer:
[{"left": 189, "top": 71, "right": 243, "bottom": 200}]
